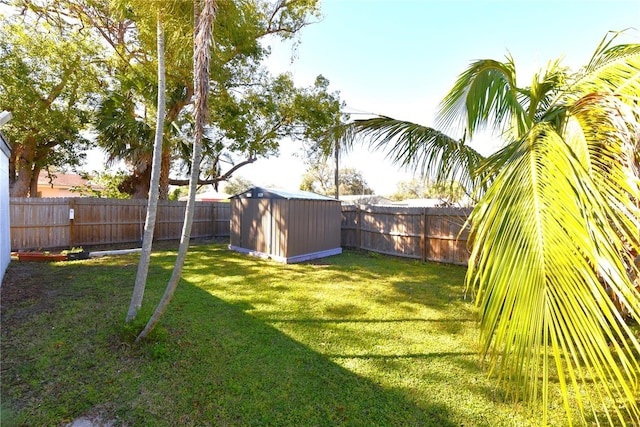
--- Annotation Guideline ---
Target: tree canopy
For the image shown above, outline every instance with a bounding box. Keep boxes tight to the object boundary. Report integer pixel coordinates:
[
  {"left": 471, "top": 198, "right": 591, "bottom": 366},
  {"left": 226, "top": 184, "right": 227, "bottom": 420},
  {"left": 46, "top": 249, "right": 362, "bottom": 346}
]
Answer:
[
  {"left": 300, "top": 164, "right": 373, "bottom": 196},
  {"left": 3, "top": 0, "right": 343, "bottom": 198},
  {"left": 0, "top": 14, "right": 102, "bottom": 196},
  {"left": 223, "top": 176, "right": 253, "bottom": 195},
  {"left": 389, "top": 178, "right": 465, "bottom": 203}
]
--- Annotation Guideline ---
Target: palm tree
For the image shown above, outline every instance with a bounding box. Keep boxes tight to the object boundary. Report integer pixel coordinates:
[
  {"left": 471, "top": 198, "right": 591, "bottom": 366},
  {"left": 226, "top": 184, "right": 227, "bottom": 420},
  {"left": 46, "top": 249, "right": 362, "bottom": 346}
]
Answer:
[
  {"left": 350, "top": 33, "right": 640, "bottom": 426},
  {"left": 126, "top": 13, "right": 166, "bottom": 324},
  {"left": 136, "top": 0, "right": 216, "bottom": 341}
]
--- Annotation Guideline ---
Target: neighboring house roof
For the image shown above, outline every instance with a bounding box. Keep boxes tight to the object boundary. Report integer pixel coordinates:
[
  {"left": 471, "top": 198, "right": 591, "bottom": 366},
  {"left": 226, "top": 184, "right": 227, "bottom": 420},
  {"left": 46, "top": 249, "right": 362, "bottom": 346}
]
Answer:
[
  {"left": 339, "top": 195, "right": 393, "bottom": 205},
  {"left": 392, "top": 198, "right": 457, "bottom": 207},
  {"left": 231, "top": 187, "right": 337, "bottom": 201},
  {"left": 37, "top": 171, "right": 102, "bottom": 192}
]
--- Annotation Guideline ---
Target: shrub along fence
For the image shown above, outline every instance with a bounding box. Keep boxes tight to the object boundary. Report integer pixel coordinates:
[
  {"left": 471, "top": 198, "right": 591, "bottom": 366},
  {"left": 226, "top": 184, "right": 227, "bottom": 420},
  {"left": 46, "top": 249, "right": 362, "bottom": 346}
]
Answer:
[
  {"left": 341, "top": 205, "right": 472, "bottom": 265},
  {"left": 9, "top": 198, "right": 471, "bottom": 266},
  {"left": 9, "top": 197, "right": 230, "bottom": 251}
]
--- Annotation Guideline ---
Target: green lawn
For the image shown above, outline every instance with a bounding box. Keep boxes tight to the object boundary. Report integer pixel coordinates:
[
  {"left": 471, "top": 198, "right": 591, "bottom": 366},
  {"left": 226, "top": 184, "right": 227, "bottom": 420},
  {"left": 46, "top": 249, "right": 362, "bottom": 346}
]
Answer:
[{"left": 1, "top": 243, "right": 570, "bottom": 426}]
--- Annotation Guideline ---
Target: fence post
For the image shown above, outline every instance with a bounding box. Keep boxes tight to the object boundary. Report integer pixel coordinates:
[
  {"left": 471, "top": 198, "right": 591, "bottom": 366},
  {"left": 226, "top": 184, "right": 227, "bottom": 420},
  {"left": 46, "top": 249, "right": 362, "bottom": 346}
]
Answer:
[
  {"left": 68, "top": 198, "right": 76, "bottom": 247},
  {"left": 421, "top": 208, "right": 427, "bottom": 262},
  {"left": 355, "top": 206, "right": 361, "bottom": 250},
  {"left": 212, "top": 203, "right": 217, "bottom": 238}
]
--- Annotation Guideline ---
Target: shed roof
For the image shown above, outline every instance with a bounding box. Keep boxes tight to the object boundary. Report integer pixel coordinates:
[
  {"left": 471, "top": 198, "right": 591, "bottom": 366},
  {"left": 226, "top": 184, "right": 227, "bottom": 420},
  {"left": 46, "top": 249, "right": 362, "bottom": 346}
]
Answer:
[{"left": 231, "top": 187, "right": 337, "bottom": 201}]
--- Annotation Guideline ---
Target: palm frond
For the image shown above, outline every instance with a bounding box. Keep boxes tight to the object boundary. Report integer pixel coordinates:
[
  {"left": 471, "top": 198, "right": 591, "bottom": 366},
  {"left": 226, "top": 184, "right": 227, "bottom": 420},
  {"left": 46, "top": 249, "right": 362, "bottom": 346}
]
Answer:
[
  {"left": 568, "top": 92, "right": 640, "bottom": 317},
  {"left": 467, "top": 121, "right": 640, "bottom": 426},
  {"left": 571, "top": 32, "right": 640, "bottom": 101},
  {"left": 316, "top": 121, "right": 358, "bottom": 159},
  {"left": 95, "top": 90, "right": 153, "bottom": 163},
  {"left": 352, "top": 116, "right": 487, "bottom": 195},
  {"left": 437, "top": 57, "right": 527, "bottom": 139}
]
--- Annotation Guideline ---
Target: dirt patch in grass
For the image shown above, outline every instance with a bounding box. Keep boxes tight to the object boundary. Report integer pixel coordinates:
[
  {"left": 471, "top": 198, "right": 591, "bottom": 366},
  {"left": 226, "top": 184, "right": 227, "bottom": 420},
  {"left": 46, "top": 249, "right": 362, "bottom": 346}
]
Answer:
[{"left": 1, "top": 262, "right": 63, "bottom": 326}]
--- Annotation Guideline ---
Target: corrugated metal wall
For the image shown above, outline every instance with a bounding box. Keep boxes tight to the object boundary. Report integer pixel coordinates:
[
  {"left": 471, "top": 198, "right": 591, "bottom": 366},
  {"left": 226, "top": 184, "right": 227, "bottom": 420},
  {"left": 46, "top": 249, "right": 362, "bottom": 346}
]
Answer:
[
  {"left": 281, "top": 199, "right": 341, "bottom": 257},
  {"left": 230, "top": 198, "right": 342, "bottom": 260}
]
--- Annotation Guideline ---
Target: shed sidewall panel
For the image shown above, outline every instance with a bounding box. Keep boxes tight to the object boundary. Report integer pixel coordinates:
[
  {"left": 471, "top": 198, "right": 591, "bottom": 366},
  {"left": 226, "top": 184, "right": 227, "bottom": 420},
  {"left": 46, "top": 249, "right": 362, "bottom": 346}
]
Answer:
[
  {"left": 286, "top": 200, "right": 341, "bottom": 258},
  {"left": 257, "top": 199, "right": 270, "bottom": 254},
  {"left": 271, "top": 199, "right": 289, "bottom": 259},
  {"left": 230, "top": 199, "right": 241, "bottom": 247}
]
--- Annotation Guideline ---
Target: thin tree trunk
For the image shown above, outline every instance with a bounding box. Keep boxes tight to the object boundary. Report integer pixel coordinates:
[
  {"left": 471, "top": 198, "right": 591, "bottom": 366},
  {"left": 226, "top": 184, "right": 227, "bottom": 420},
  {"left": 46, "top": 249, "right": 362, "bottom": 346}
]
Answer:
[
  {"left": 136, "top": 0, "right": 216, "bottom": 341},
  {"left": 126, "top": 15, "right": 166, "bottom": 323}
]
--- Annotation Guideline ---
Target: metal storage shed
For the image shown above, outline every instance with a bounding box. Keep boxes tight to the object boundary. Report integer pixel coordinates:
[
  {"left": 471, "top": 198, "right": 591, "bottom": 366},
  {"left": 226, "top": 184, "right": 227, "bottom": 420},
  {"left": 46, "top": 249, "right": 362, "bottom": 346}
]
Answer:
[{"left": 229, "top": 187, "right": 342, "bottom": 263}]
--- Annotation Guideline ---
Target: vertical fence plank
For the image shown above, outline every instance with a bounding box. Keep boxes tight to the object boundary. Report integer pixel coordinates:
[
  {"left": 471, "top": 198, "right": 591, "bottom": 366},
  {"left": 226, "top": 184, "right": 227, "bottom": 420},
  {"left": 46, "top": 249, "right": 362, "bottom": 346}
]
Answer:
[{"left": 355, "top": 206, "right": 361, "bottom": 250}]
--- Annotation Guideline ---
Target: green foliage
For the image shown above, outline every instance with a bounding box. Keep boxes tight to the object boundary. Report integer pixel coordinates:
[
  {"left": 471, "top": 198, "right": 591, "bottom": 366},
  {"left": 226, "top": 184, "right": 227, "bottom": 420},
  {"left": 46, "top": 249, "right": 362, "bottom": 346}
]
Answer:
[
  {"left": 350, "top": 116, "right": 486, "bottom": 198},
  {"left": 300, "top": 164, "right": 373, "bottom": 196},
  {"left": 6, "top": 0, "right": 334, "bottom": 197},
  {"left": 71, "top": 171, "right": 131, "bottom": 199},
  {"left": 0, "top": 14, "right": 104, "bottom": 196},
  {"left": 390, "top": 178, "right": 465, "bottom": 203},
  {"left": 29, "top": 0, "right": 336, "bottom": 196},
  {"left": 94, "top": 86, "right": 154, "bottom": 167},
  {"left": 167, "top": 187, "right": 185, "bottom": 201},
  {"left": 451, "top": 36, "right": 640, "bottom": 427},
  {"left": 337, "top": 167, "right": 374, "bottom": 195},
  {"left": 223, "top": 176, "right": 253, "bottom": 195},
  {"left": 299, "top": 162, "right": 333, "bottom": 194},
  {"left": 189, "top": 72, "right": 344, "bottom": 187}
]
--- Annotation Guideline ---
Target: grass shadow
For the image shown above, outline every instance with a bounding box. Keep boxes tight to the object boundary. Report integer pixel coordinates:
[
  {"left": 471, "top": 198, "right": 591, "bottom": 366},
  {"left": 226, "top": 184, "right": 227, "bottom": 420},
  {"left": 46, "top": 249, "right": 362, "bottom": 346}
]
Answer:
[
  {"left": 1, "top": 254, "right": 459, "bottom": 426},
  {"left": 3, "top": 244, "right": 582, "bottom": 426}
]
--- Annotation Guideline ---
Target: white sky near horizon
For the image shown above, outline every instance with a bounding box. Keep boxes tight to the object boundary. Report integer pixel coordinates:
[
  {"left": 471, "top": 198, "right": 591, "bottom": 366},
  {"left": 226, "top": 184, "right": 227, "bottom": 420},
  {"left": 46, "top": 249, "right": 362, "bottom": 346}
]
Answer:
[{"left": 81, "top": 0, "right": 640, "bottom": 196}]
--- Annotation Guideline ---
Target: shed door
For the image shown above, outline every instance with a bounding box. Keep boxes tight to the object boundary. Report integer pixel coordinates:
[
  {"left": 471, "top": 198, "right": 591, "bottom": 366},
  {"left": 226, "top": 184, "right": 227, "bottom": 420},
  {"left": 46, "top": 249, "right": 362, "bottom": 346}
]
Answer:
[{"left": 238, "top": 198, "right": 271, "bottom": 253}]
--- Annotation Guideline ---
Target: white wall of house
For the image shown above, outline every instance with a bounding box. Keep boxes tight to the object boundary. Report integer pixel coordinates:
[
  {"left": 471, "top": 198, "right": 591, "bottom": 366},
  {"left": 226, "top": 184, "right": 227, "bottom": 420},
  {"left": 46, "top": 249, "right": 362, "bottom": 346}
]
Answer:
[{"left": 0, "top": 132, "right": 10, "bottom": 283}]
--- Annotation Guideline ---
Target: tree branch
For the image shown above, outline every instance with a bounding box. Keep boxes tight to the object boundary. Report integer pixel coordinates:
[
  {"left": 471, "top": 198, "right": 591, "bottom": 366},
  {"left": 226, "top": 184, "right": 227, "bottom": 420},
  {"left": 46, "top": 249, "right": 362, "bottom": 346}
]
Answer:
[{"left": 168, "top": 155, "right": 256, "bottom": 186}]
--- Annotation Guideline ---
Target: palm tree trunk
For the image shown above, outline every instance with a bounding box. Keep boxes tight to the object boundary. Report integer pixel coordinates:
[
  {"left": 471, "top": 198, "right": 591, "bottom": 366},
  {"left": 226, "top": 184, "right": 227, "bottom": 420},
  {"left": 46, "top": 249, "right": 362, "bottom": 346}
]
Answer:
[
  {"left": 159, "top": 147, "right": 171, "bottom": 200},
  {"left": 136, "top": 0, "right": 216, "bottom": 341},
  {"left": 126, "top": 14, "right": 166, "bottom": 323}
]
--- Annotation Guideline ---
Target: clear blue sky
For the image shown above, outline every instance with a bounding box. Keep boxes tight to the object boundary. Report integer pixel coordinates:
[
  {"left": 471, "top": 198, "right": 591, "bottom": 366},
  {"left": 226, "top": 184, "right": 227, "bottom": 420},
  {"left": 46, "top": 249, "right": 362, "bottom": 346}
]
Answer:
[{"left": 235, "top": 0, "right": 640, "bottom": 195}]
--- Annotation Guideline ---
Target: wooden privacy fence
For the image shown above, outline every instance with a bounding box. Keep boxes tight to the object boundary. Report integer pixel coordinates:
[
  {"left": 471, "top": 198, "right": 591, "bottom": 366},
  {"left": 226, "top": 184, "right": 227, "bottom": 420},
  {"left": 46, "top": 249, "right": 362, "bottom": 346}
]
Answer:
[
  {"left": 10, "top": 198, "right": 471, "bottom": 266},
  {"left": 9, "top": 197, "right": 230, "bottom": 251},
  {"left": 341, "top": 205, "right": 472, "bottom": 265}
]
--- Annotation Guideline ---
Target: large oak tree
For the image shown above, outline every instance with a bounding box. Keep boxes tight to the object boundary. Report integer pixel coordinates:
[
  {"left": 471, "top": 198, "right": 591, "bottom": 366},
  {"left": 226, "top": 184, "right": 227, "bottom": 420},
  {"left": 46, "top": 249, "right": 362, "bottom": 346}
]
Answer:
[{"left": 0, "top": 15, "right": 102, "bottom": 197}]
